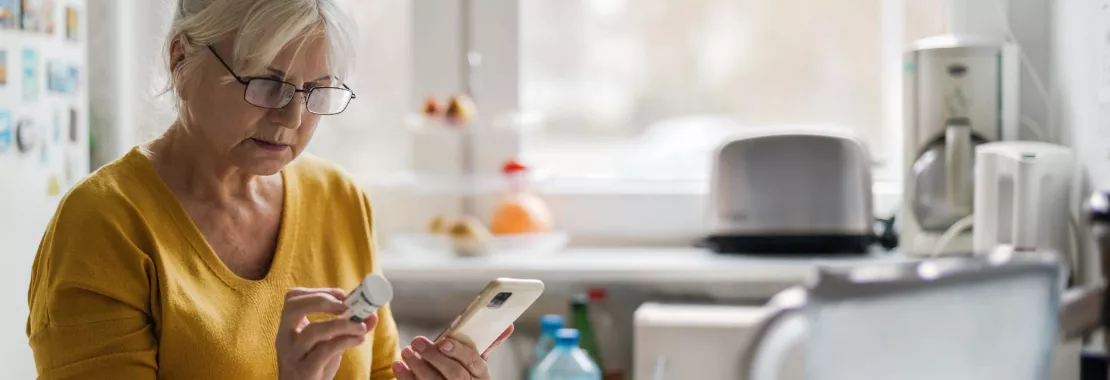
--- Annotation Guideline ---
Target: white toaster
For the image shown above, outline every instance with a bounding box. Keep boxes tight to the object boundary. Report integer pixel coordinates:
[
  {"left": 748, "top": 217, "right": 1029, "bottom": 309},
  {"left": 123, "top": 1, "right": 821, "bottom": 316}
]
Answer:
[{"left": 706, "top": 128, "right": 874, "bottom": 254}]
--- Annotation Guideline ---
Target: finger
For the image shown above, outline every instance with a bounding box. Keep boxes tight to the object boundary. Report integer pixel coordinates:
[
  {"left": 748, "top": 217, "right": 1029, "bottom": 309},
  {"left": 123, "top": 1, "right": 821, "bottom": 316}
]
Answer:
[
  {"left": 303, "top": 335, "right": 365, "bottom": 371},
  {"left": 293, "top": 319, "right": 369, "bottom": 359},
  {"left": 401, "top": 347, "right": 445, "bottom": 380},
  {"left": 437, "top": 338, "right": 488, "bottom": 379},
  {"left": 482, "top": 324, "right": 515, "bottom": 359},
  {"left": 359, "top": 313, "right": 380, "bottom": 334},
  {"left": 284, "top": 287, "right": 348, "bottom": 301},
  {"left": 280, "top": 293, "right": 348, "bottom": 329},
  {"left": 412, "top": 337, "right": 470, "bottom": 380},
  {"left": 393, "top": 361, "right": 416, "bottom": 380},
  {"left": 275, "top": 288, "right": 349, "bottom": 355}
]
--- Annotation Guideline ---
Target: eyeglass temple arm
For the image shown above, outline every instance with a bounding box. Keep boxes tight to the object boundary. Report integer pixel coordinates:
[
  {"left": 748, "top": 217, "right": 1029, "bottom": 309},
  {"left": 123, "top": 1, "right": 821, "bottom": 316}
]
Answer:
[
  {"left": 209, "top": 45, "right": 356, "bottom": 99},
  {"left": 207, "top": 45, "right": 251, "bottom": 85},
  {"left": 343, "top": 83, "right": 357, "bottom": 99}
]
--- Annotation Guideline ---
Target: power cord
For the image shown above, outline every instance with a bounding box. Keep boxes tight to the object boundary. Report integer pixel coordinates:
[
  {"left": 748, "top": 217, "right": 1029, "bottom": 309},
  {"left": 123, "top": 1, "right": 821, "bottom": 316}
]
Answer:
[
  {"left": 931, "top": 215, "right": 975, "bottom": 257},
  {"left": 874, "top": 215, "right": 899, "bottom": 250}
]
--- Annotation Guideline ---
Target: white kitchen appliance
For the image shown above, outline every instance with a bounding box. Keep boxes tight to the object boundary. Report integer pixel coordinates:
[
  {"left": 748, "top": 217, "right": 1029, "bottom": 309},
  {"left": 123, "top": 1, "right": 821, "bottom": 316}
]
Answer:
[
  {"left": 706, "top": 128, "right": 873, "bottom": 254},
  {"left": 740, "top": 252, "right": 1063, "bottom": 380},
  {"left": 901, "top": 34, "right": 1020, "bottom": 257},
  {"left": 633, "top": 303, "right": 803, "bottom": 380},
  {"left": 973, "top": 142, "right": 1073, "bottom": 259}
]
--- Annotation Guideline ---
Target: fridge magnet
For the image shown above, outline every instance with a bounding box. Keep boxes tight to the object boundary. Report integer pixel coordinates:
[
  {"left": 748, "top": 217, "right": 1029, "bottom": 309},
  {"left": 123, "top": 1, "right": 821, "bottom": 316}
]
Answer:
[
  {"left": 0, "top": 110, "right": 12, "bottom": 154},
  {"left": 15, "top": 118, "right": 37, "bottom": 154},
  {"left": 52, "top": 106, "right": 60, "bottom": 143},
  {"left": 64, "top": 149, "right": 82, "bottom": 184},
  {"left": 22, "top": 48, "right": 37, "bottom": 101},
  {"left": 39, "top": 136, "right": 47, "bottom": 164},
  {"left": 47, "top": 175, "right": 60, "bottom": 196},
  {"left": 64, "top": 6, "right": 75, "bottom": 40},
  {"left": 68, "top": 107, "right": 76, "bottom": 143},
  {"left": 0, "top": 50, "right": 7, "bottom": 85},
  {"left": 20, "top": 0, "right": 51, "bottom": 33},
  {"left": 63, "top": 150, "right": 73, "bottom": 183},
  {"left": 0, "top": 0, "right": 19, "bottom": 29},
  {"left": 46, "top": 61, "right": 77, "bottom": 94},
  {"left": 42, "top": 0, "right": 52, "bottom": 33}
]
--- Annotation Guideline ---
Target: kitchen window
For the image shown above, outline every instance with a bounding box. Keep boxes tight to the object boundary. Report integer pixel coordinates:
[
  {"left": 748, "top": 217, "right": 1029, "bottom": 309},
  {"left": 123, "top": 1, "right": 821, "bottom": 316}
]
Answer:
[
  {"left": 520, "top": 0, "right": 893, "bottom": 182},
  {"left": 453, "top": 0, "right": 948, "bottom": 183},
  {"left": 404, "top": 0, "right": 947, "bottom": 244}
]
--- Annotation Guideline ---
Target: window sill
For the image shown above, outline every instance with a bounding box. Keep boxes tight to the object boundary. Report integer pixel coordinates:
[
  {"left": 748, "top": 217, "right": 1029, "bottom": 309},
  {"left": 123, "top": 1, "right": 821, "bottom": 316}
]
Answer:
[{"left": 363, "top": 176, "right": 902, "bottom": 247}]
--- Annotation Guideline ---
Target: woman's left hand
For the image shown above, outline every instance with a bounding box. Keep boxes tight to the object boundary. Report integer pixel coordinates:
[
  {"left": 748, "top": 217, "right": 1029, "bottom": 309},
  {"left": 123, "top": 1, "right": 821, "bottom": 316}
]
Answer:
[{"left": 393, "top": 325, "right": 514, "bottom": 380}]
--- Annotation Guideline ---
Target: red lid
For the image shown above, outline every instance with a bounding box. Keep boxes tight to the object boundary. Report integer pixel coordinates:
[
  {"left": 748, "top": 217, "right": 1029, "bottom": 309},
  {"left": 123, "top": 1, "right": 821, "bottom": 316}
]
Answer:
[
  {"left": 502, "top": 159, "right": 528, "bottom": 175},
  {"left": 587, "top": 288, "right": 607, "bottom": 301}
]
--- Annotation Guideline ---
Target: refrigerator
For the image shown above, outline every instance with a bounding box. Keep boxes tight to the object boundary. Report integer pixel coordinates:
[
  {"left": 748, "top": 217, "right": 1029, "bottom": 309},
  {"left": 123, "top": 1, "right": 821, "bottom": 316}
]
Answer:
[{"left": 0, "top": 0, "right": 89, "bottom": 377}]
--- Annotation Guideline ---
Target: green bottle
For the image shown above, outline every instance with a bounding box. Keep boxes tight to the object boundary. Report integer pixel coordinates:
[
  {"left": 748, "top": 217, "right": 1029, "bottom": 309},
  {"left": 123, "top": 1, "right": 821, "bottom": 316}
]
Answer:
[{"left": 570, "top": 293, "right": 604, "bottom": 371}]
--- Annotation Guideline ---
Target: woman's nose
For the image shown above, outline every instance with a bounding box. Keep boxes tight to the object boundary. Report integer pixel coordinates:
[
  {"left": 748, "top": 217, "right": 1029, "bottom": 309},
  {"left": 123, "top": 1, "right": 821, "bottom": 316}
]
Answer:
[{"left": 272, "top": 93, "right": 306, "bottom": 129}]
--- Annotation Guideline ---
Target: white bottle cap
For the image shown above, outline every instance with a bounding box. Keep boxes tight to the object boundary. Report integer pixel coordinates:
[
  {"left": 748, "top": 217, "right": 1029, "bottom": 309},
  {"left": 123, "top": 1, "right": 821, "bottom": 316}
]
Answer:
[
  {"left": 341, "top": 273, "right": 395, "bottom": 322},
  {"left": 359, "top": 273, "right": 394, "bottom": 306}
]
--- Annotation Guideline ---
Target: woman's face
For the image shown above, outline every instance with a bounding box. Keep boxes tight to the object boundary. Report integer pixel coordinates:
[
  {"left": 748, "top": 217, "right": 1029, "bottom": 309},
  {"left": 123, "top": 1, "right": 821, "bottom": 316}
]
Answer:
[{"left": 180, "top": 39, "right": 332, "bottom": 175}]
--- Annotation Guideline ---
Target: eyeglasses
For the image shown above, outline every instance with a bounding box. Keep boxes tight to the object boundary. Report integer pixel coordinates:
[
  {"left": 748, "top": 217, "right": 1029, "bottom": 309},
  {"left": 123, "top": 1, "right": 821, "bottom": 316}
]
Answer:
[{"left": 207, "top": 46, "right": 356, "bottom": 115}]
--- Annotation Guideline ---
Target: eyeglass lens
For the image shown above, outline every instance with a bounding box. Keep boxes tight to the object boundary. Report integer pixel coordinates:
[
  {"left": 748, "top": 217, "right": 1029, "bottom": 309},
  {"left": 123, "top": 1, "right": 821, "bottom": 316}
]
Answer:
[{"left": 243, "top": 79, "right": 353, "bottom": 115}]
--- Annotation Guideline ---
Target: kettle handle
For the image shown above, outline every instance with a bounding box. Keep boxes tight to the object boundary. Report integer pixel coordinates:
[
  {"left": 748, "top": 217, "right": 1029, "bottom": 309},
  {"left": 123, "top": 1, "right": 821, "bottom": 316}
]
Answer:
[
  {"left": 1012, "top": 157, "right": 1040, "bottom": 250},
  {"left": 945, "top": 118, "right": 974, "bottom": 215}
]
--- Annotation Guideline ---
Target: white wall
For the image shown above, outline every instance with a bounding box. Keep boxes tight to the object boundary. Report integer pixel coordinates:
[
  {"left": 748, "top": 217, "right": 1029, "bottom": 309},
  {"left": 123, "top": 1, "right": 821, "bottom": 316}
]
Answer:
[
  {"left": 87, "top": 0, "right": 175, "bottom": 168},
  {"left": 1051, "top": 0, "right": 1110, "bottom": 290},
  {"left": 1053, "top": 0, "right": 1110, "bottom": 185}
]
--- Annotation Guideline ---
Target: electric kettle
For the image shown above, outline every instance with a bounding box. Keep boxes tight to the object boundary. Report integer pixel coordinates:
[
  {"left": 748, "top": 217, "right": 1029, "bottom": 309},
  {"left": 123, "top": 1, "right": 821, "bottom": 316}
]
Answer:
[{"left": 972, "top": 142, "right": 1073, "bottom": 258}]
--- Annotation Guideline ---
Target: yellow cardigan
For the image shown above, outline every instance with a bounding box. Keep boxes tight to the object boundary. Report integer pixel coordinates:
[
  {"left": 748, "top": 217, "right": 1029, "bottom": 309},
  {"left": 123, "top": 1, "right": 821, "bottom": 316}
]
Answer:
[{"left": 27, "top": 147, "right": 399, "bottom": 379}]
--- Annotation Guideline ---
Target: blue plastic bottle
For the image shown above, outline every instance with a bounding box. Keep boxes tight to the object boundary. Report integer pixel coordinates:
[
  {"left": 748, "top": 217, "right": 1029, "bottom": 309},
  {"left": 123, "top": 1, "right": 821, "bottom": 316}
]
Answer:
[
  {"left": 533, "top": 314, "right": 566, "bottom": 366},
  {"left": 530, "top": 329, "right": 601, "bottom": 380}
]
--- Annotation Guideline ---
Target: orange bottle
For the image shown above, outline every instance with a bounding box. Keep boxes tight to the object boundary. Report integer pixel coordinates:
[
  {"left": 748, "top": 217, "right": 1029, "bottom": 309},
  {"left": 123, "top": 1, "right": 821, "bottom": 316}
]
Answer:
[{"left": 490, "top": 160, "right": 554, "bottom": 235}]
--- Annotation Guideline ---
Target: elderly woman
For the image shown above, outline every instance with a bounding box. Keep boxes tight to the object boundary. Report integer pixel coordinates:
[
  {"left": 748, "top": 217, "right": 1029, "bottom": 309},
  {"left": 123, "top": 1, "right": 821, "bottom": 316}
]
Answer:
[{"left": 26, "top": 1, "right": 508, "bottom": 379}]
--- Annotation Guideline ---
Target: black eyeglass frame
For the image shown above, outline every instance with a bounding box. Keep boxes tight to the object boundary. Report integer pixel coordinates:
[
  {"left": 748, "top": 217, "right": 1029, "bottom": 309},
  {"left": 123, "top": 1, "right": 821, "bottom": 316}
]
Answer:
[{"left": 207, "top": 45, "right": 356, "bottom": 115}]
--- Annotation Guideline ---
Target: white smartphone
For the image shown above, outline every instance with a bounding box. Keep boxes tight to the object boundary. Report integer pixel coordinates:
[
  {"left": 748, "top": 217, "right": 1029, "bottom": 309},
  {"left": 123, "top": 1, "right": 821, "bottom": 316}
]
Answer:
[{"left": 436, "top": 278, "right": 545, "bottom": 353}]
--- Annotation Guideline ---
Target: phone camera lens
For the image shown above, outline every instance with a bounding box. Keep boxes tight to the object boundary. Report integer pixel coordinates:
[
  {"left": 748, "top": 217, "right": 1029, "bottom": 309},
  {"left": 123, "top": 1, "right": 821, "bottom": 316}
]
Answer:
[{"left": 487, "top": 292, "right": 513, "bottom": 308}]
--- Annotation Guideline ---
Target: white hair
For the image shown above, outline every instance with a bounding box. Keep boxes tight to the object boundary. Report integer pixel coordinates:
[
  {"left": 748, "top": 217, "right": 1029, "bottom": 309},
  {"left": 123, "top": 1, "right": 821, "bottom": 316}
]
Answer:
[{"left": 166, "top": 0, "right": 356, "bottom": 95}]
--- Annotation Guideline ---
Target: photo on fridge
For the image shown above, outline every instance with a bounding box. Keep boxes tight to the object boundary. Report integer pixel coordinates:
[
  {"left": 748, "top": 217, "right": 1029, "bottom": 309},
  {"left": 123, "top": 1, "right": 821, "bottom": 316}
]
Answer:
[
  {"left": 20, "top": 0, "right": 52, "bottom": 33},
  {"left": 46, "top": 61, "right": 77, "bottom": 94},
  {"left": 22, "top": 48, "right": 37, "bottom": 101},
  {"left": 67, "top": 108, "right": 76, "bottom": 143},
  {"left": 64, "top": 6, "right": 75, "bottom": 40},
  {"left": 0, "top": 50, "right": 7, "bottom": 85},
  {"left": 0, "top": 0, "right": 19, "bottom": 29},
  {"left": 0, "top": 110, "right": 12, "bottom": 154}
]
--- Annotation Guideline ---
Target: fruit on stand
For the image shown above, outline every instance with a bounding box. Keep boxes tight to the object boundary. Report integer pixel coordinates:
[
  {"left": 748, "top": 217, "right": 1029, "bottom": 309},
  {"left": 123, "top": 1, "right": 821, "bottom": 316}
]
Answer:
[
  {"left": 444, "top": 94, "right": 477, "bottom": 127},
  {"left": 428, "top": 214, "right": 452, "bottom": 234},
  {"left": 490, "top": 196, "right": 554, "bottom": 235},
  {"left": 447, "top": 216, "right": 493, "bottom": 256},
  {"left": 490, "top": 160, "right": 554, "bottom": 235},
  {"left": 422, "top": 95, "right": 442, "bottom": 117}
]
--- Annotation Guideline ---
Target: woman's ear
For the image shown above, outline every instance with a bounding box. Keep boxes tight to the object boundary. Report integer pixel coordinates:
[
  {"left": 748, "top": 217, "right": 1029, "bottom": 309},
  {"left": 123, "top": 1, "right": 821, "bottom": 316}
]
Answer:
[
  {"left": 169, "top": 37, "right": 186, "bottom": 73},
  {"left": 169, "top": 36, "right": 190, "bottom": 101}
]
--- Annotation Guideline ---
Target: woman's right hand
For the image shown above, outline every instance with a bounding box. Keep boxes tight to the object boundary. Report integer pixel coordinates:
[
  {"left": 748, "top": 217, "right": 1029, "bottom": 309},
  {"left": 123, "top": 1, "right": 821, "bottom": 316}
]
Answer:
[{"left": 276, "top": 288, "right": 376, "bottom": 380}]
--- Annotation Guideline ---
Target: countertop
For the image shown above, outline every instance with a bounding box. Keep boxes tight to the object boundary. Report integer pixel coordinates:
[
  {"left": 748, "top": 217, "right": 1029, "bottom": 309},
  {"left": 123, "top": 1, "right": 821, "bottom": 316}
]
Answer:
[{"left": 379, "top": 247, "right": 907, "bottom": 300}]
